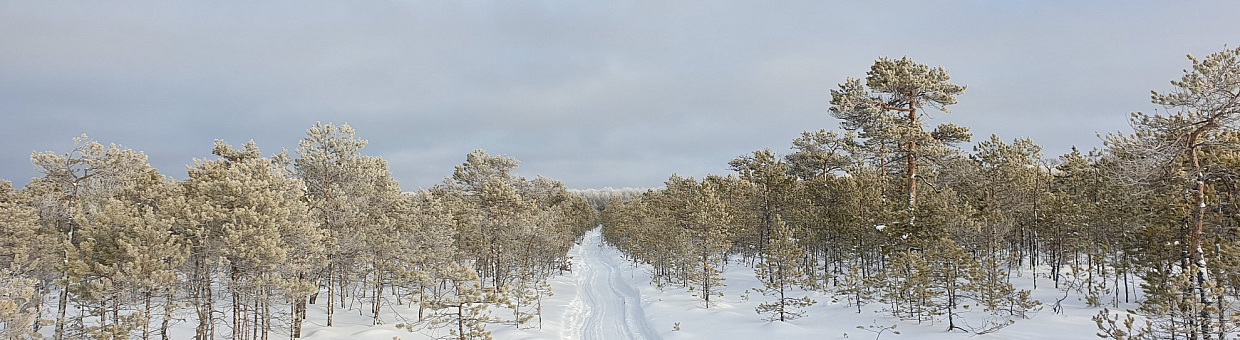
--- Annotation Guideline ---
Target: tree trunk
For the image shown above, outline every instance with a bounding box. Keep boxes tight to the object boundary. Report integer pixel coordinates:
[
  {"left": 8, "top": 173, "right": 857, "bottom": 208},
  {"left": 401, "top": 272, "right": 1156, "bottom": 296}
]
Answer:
[
  {"left": 514, "top": 286, "right": 523, "bottom": 328},
  {"left": 262, "top": 288, "right": 270, "bottom": 340},
  {"left": 291, "top": 272, "right": 307, "bottom": 338},
  {"left": 143, "top": 291, "right": 153, "bottom": 340},
  {"left": 327, "top": 264, "right": 334, "bottom": 327},
  {"left": 290, "top": 304, "right": 298, "bottom": 340},
  {"left": 253, "top": 293, "right": 260, "bottom": 340},
  {"left": 537, "top": 289, "right": 544, "bottom": 330},
  {"left": 778, "top": 273, "right": 786, "bottom": 322},
  {"left": 702, "top": 249, "right": 711, "bottom": 308},
  {"left": 232, "top": 266, "right": 242, "bottom": 340},
  {"left": 99, "top": 299, "right": 107, "bottom": 336},
  {"left": 193, "top": 255, "right": 213, "bottom": 340},
  {"left": 161, "top": 289, "right": 173, "bottom": 340},
  {"left": 292, "top": 294, "right": 306, "bottom": 338},
  {"left": 54, "top": 196, "right": 80, "bottom": 340},
  {"left": 1188, "top": 133, "right": 1212, "bottom": 338},
  {"left": 55, "top": 216, "right": 76, "bottom": 340},
  {"left": 417, "top": 286, "right": 425, "bottom": 320},
  {"left": 372, "top": 266, "right": 383, "bottom": 326},
  {"left": 906, "top": 101, "right": 918, "bottom": 223},
  {"left": 339, "top": 270, "right": 347, "bottom": 309},
  {"left": 457, "top": 304, "right": 466, "bottom": 340},
  {"left": 54, "top": 277, "right": 68, "bottom": 340}
]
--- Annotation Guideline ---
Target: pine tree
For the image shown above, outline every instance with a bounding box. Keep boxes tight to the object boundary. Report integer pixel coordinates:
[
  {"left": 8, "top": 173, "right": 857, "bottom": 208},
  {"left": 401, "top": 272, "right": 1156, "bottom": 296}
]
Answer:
[
  {"left": 729, "top": 149, "right": 796, "bottom": 261},
  {"left": 27, "top": 135, "right": 153, "bottom": 340},
  {"left": 1, "top": 128, "right": 597, "bottom": 340},
  {"left": 879, "top": 244, "right": 939, "bottom": 323},
  {"left": 180, "top": 140, "right": 324, "bottom": 340},
  {"left": 0, "top": 180, "right": 44, "bottom": 339},
  {"left": 836, "top": 264, "right": 873, "bottom": 314},
  {"left": 968, "top": 135, "right": 1043, "bottom": 271},
  {"left": 829, "top": 56, "right": 970, "bottom": 227},
  {"left": 1098, "top": 46, "right": 1240, "bottom": 340},
  {"left": 292, "top": 122, "right": 377, "bottom": 329},
  {"left": 396, "top": 190, "right": 461, "bottom": 323},
  {"left": 683, "top": 179, "right": 735, "bottom": 308},
  {"left": 446, "top": 150, "right": 522, "bottom": 288},
  {"left": 103, "top": 165, "right": 186, "bottom": 340},
  {"left": 341, "top": 157, "right": 412, "bottom": 326},
  {"left": 753, "top": 216, "right": 816, "bottom": 322},
  {"left": 0, "top": 268, "right": 41, "bottom": 340},
  {"left": 412, "top": 266, "right": 503, "bottom": 340},
  {"left": 786, "top": 129, "right": 859, "bottom": 181}
]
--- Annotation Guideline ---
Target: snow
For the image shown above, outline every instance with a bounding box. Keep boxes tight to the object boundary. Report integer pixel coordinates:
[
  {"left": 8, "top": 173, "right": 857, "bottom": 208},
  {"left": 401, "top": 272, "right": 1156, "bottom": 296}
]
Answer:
[
  {"left": 254, "top": 228, "right": 669, "bottom": 340},
  {"left": 67, "top": 228, "right": 1121, "bottom": 339},
  {"left": 566, "top": 228, "right": 662, "bottom": 340},
  {"left": 583, "top": 228, "right": 1117, "bottom": 340}
]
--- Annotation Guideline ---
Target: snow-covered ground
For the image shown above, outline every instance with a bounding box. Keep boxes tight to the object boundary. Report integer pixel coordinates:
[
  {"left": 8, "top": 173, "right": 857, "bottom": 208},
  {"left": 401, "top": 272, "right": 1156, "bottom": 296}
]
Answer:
[
  {"left": 570, "top": 228, "right": 1115, "bottom": 340},
  {"left": 285, "top": 228, "right": 668, "bottom": 340},
  {"left": 563, "top": 228, "right": 662, "bottom": 340},
  {"left": 81, "top": 228, "right": 1117, "bottom": 339},
  {"left": 629, "top": 260, "right": 1107, "bottom": 339}
]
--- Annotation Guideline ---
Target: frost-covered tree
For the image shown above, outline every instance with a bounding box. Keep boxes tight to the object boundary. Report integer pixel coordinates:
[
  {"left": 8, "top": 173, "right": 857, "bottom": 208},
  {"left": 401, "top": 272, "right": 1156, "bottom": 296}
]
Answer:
[
  {"left": 396, "top": 190, "right": 463, "bottom": 322},
  {"left": 681, "top": 177, "right": 737, "bottom": 308},
  {"left": 753, "top": 216, "right": 815, "bottom": 322},
  {"left": 434, "top": 150, "right": 590, "bottom": 328},
  {"left": 292, "top": 122, "right": 377, "bottom": 328},
  {"left": 26, "top": 135, "right": 155, "bottom": 340},
  {"left": 415, "top": 267, "right": 504, "bottom": 340},
  {"left": 0, "top": 180, "right": 45, "bottom": 339},
  {"left": 1, "top": 128, "right": 593, "bottom": 340},
  {"left": 180, "top": 140, "right": 324, "bottom": 340},
  {"left": 602, "top": 193, "right": 688, "bottom": 288},
  {"left": 446, "top": 150, "right": 523, "bottom": 287}
]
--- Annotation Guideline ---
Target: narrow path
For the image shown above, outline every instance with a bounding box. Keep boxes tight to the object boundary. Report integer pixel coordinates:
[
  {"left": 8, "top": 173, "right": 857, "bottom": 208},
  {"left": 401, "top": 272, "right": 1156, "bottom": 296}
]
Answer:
[{"left": 561, "top": 228, "right": 663, "bottom": 340}]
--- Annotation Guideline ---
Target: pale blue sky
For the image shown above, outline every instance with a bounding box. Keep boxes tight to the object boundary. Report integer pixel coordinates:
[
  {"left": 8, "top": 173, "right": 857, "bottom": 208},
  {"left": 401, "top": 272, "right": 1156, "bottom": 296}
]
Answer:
[{"left": 2, "top": 1, "right": 1237, "bottom": 189}]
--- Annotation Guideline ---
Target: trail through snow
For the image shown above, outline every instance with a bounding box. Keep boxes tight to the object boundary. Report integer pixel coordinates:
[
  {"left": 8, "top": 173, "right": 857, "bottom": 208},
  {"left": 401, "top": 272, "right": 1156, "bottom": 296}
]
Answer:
[{"left": 562, "top": 228, "right": 663, "bottom": 340}]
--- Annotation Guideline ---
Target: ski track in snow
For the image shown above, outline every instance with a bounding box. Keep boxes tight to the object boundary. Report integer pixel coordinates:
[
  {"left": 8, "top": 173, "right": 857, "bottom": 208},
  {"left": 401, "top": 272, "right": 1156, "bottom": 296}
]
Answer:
[{"left": 562, "top": 229, "right": 663, "bottom": 340}]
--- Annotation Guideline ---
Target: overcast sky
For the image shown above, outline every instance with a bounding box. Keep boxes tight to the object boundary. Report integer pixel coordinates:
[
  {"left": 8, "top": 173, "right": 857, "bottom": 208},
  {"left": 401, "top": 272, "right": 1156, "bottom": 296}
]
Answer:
[{"left": 2, "top": 2, "right": 1238, "bottom": 189}]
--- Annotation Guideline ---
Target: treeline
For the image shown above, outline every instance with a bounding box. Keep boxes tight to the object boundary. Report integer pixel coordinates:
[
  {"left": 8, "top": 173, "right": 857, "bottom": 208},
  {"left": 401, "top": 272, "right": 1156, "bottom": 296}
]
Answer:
[
  {"left": 601, "top": 47, "right": 1240, "bottom": 338},
  {"left": 0, "top": 123, "right": 596, "bottom": 340},
  {"left": 567, "top": 188, "right": 647, "bottom": 211}
]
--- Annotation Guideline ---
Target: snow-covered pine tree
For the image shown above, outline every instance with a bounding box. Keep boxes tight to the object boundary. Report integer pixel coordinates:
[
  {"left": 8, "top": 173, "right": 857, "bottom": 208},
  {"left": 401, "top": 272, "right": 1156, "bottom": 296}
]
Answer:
[
  {"left": 446, "top": 150, "right": 522, "bottom": 289},
  {"left": 753, "top": 216, "right": 816, "bottom": 322},
  {"left": 293, "top": 122, "right": 377, "bottom": 329},
  {"left": 344, "top": 157, "right": 410, "bottom": 326},
  {"left": 415, "top": 266, "right": 504, "bottom": 340},
  {"left": 27, "top": 135, "right": 153, "bottom": 340},
  {"left": 181, "top": 140, "right": 323, "bottom": 340},
  {"left": 880, "top": 247, "right": 937, "bottom": 323},
  {"left": 0, "top": 180, "right": 45, "bottom": 339},
  {"left": 396, "top": 190, "right": 461, "bottom": 322},
  {"left": 684, "top": 178, "right": 735, "bottom": 308}
]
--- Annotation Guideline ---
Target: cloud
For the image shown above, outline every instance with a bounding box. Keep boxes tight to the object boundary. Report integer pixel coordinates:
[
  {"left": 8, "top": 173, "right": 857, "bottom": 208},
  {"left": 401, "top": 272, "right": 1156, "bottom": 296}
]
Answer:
[{"left": 2, "top": 1, "right": 1238, "bottom": 188}]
